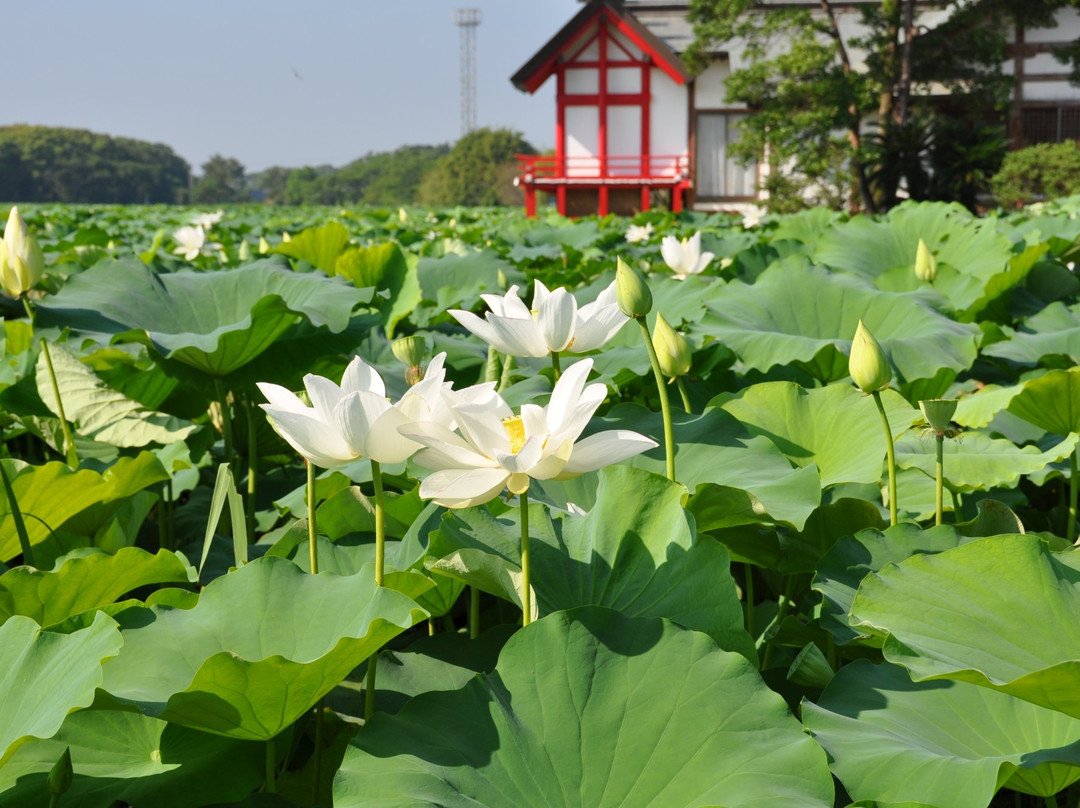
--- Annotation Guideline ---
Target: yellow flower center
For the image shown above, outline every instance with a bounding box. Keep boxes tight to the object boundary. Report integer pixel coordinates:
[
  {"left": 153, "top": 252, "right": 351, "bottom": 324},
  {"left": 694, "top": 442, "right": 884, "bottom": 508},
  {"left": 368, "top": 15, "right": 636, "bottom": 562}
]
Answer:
[{"left": 502, "top": 415, "right": 526, "bottom": 454}]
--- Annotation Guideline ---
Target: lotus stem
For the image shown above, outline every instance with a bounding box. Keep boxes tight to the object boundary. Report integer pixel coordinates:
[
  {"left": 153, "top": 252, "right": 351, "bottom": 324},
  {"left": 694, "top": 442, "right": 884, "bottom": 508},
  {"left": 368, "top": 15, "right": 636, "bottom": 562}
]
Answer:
[
  {"left": 637, "top": 318, "right": 675, "bottom": 482},
  {"left": 1070, "top": 447, "right": 1078, "bottom": 545},
  {"left": 498, "top": 352, "right": 514, "bottom": 392},
  {"left": 306, "top": 460, "right": 318, "bottom": 574},
  {"left": 520, "top": 489, "right": 532, "bottom": 626},
  {"left": 1044, "top": 794, "right": 1059, "bottom": 808},
  {"left": 676, "top": 377, "right": 692, "bottom": 414},
  {"left": 469, "top": 586, "right": 480, "bottom": 639},
  {"left": 935, "top": 432, "right": 944, "bottom": 527},
  {"left": 245, "top": 392, "right": 257, "bottom": 541},
  {"left": 550, "top": 350, "right": 561, "bottom": 380},
  {"left": 371, "top": 459, "right": 385, "bottom": 586},
  {"left": 365, "top": 655, "right": 377, "bottom": 721},
  {"left": 744, "top": 562, "right": 755, "bottom": 638},
  {"left": 265, "top": 737, "right": 275, "bottom": 793},
  {"left": 951, "top": 489, "right": 962, "bottom": 522},
  {"left": 483, "top": 345, "right": 500, "bottom": 384},
  {"left": 0, "top": 460, "right": 34, "bottom": 567},
  {"left": 428, "top": 619, "right": 436, "bottom": 636},
  {"left": 871, "top": 391, "right": 898, "bottom": 526},
  {"left": 48, "top": 796, "right": 59, "bottom": 808},
  {"left": 213, "top": 377, "right": 234, "bottom": 469},
  {"left": 22, "top": 298, "right": 76, "bottom": 466},
  {"left": 165, "top": 478, "right": 175, "bottom": 551},
  {"left": 760, "top": 576, "right": 797, "bottom": 669}
]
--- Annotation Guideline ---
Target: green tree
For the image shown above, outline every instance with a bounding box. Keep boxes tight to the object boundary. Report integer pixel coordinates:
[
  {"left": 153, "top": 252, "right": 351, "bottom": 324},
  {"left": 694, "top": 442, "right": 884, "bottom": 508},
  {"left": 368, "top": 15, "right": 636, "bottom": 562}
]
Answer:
[
  {"left": 685, "top": 0, "right": 1075, "bottom": 212},
  {"left": 191, "top": 155, "right": 248, "bottom": 204},
  {"left": 418, "top": 128, "right": 535, "bottom": 207},
  {"left": 248, "top": 166, "right": 292, "bottom": 205}
]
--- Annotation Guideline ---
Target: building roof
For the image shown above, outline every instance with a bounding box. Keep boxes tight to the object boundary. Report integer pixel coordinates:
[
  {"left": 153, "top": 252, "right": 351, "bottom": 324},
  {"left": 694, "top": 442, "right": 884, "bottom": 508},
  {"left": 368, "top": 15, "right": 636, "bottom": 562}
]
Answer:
[{"left": 511, "top": 0, "right": 690, "bottom": 94}]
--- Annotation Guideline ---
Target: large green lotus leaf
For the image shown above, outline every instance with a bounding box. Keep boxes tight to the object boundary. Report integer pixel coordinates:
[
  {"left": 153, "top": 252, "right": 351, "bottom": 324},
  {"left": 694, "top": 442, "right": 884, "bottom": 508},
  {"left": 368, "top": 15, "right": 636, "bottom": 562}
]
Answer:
[
  {"left": 0, "top": 547, "right": 196, "bottom": 627},
  {"left": 35, "top": 344, "right": 197, "bottom": 448},
  {"left": 334, "top": 608, "right": 834, "bottom": 808},
  {"left": 36, "top": 259, "right": 370, "bottom": 377},
  {"left": 100, "top": 556, "right": 427, "bottom": 740},
  {"left": 0, "top": 709, "right": 263, "bottom": 808},
  {"left": 718, "top": 382, "right": 920, "bottom": 487},
  {"left": 894, "top": 430, "right": 1079, "bottom": 492},
  {"left": 812, "top": 523, "right": 968, "bottom": 646},
  {"left": 812, "top": 201, "right": 1012, "bottom": 283},
  {"left": 778, "top": 498, "right": 886, "bottom": 574},
  {"left": 850, "top": 534, "right": 1080, "bottom": 717},
  {"left": 271, "top": 220, "right": 350, "bottom": 273},
  {"left": 1008, "top": 367, "right": 1080, "bottom": 436},
  {"left": 597, "top": 403, "right": 821, "bottom": 529},
  {"left": 0, "top": 454, "right": 168, "bottom": 563},
  {"left": 417, "top": 250, "right": 503, "bottom": 310},
  {"left": 804, "top": 661, "right": 1080, "bottom": 807},
  {"left": 334, "top": 241, "right": 420, "bottom": 337},
  {"left": 953, "top": 382, "right": 1025, "bottom": 428},
  {"left": 701, "top": 257, "right": 979, "bottom": 394},
  {"left": 0, "top": 612, "right": 122, "bottom": 764},
  {"left": 983, "top": 300, "right": 1080, "bottom": 366},
  {"left": 432, "top": 466, "right": 755, "bottom": 660}
]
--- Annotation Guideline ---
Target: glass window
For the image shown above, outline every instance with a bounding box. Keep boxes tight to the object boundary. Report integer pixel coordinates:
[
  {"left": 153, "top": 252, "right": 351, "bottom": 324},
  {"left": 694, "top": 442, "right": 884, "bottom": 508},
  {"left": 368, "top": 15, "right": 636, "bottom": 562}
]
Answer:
[{"left": 696, "top": 112, "right": 757, "bottom": 199}]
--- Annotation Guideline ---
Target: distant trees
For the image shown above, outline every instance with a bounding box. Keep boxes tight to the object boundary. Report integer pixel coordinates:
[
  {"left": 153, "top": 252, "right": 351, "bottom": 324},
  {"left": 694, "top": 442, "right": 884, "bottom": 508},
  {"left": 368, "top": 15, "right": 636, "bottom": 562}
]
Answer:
[
  {"left": 0, "top": 125, "right": 189, "bottom": 203},
  {"left": 419, "top": 128, "right": 535, "bottom": 207},
  {"left": 191, "top": 155, "right": 248, "bottom": 204}
]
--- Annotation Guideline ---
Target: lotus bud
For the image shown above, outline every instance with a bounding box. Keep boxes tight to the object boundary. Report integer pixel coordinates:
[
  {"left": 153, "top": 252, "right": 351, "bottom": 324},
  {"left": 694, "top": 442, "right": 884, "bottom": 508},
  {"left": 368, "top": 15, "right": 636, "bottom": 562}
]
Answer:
[
  {"left": 0, "top": 206, "right": 44, "bottom": 298},
  {"left": 238, "top": 240, "right": 252, "bottom": 262},
  {"left": 914, "top": 238, "right": 937, "bottom": 283},
  {"left": 497, "top": 267, "right": 508, "bottom": 290},
  {"left": 615, "top": 257, "right": 652, "bottom": 319},
  {"left": 258, "top": 236, "right": 270, "bottom": 254},
  {"left": 919, "top": 398, "right": 958, "bottom": 434},
  {"left": 392, "top": 335, "right": 428, "bottom": 385},
  {"left": 652, "top": 313, "right": 692, "bottom": 377},
  {"left": 849, "top": 320, "right": 891, "bottom": 393},
  {"left": 398, "top": 208, "right": 409, "bottom": 223},
  {"left": 47, "top": 747, "right": 73, "bottom": 797},
  {"left": 281, "top": 231, "right": 291, "bottom": 243}
]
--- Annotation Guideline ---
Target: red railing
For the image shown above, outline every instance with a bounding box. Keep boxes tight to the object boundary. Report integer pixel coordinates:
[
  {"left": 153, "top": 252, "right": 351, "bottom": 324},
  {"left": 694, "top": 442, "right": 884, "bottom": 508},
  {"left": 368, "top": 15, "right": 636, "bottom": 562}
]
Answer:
[{"left": 516, "top": 153, "right": 690, "bottom": 182}]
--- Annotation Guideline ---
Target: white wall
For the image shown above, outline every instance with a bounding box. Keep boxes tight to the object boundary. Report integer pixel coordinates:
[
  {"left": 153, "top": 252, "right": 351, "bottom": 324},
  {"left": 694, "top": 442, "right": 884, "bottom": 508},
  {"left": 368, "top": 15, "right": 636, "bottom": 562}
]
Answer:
[{"left": 650, "top": 67, "right": 688, "bottom": 167}]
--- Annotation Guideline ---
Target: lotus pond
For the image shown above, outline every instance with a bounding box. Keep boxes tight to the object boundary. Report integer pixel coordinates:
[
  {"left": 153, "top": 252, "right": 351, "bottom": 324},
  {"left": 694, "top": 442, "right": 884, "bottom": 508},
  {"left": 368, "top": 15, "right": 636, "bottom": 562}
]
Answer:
[{"left": 6, "top": 199, "right": 1080, "bottom": 807}]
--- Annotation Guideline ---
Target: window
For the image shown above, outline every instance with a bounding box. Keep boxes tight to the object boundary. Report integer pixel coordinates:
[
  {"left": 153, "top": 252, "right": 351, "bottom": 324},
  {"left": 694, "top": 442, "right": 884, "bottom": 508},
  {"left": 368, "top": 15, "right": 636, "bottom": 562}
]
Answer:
[
  {"left": 695, "top": 112, "right": 757, "bottom": 199},
  {"left": 1022, "top": 107, "right": 1080, "bottom": 146}
]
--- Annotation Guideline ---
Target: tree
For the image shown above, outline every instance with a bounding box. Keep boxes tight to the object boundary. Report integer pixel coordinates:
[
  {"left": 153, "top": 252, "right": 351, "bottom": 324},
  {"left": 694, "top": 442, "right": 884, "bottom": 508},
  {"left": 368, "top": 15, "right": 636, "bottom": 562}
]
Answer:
[
  {"left": 191, "top": 155, "right": 247, "bottom": 204},
  {"left": 418, "top": 128, "right": 535, "bottom": 207},
  {"left": 685, "top": 0, "right": 1076, "bottom": 212}
]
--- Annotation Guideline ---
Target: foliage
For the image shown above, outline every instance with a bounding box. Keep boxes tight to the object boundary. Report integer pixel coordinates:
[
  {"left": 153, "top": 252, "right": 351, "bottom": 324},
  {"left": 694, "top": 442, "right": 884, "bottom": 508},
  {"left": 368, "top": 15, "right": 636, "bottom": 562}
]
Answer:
[
  {"left": 0, "top": 125, "right": 189, "bottom": 204},
  {"left": 992, "top": 141, "right": 1080, "bottom": 208},
  {"left": 418, "top": 127, "right": 536, "bottom": 207},
  {"left": 190, "top": 154, "right": 248, "bottom": 204}
]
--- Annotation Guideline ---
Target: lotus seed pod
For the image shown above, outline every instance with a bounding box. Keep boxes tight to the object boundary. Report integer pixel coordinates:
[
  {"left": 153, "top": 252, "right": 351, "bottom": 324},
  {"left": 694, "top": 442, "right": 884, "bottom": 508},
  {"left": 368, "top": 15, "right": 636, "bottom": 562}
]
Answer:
[
  {"left": 47, "top": 747, "right": 73, "bottom": 797},
  {"left": 914, "top": 238, "right": 937, "bottom": 282},
  {"left": 919, "top": 398, "right": 958, "bottom": 433},
  {"left": 849, "top": 320, "right": 892, "bottom": 393},
  {"left": 652, "top": 313, "right": 692, "bottom": 377},
  {"left": 615, "top": 256, "right": 652, "bottom": 319}
]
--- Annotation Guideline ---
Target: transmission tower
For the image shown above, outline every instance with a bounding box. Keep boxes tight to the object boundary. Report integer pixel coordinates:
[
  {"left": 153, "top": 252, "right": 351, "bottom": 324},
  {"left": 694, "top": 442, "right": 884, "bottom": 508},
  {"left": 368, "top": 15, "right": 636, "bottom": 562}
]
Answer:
[{"left": 452, "top": 8, "right": 481, "bottom": 136}]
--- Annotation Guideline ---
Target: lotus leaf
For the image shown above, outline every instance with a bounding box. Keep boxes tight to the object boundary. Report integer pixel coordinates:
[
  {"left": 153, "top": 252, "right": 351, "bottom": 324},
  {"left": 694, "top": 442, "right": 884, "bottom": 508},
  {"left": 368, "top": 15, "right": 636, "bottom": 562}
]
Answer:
[
  {"left": 0, "top": 709, "right": 264, "bottom": 808},
  {"left": 984, "top": 301, "right": 1080, "bottom": 366},
  {"left": 431, "top": 466, "right": 755, "bottom": 659},
  {"left": 100, "top": 556, "right": 427, "bottom": 739},
  {"left": 804, "top": 660, "right": 1080, "bottom": 807},
  {"left": 334, "top": 242, "right": 421, "bottom": 337},
  {"left": 0, "top": 612, "right": 122, "bottom": 764},
  {"left": 1008, "top": 367, "right": 1080, "bottom": 435},
  {"left": 0, "top": 547, "right": 196, "bottom": 627},
  {"left": 850, "top": 534, "right": 1080, "bottom": 717},
  {"left": 271, "top": 221, "right": 350, "bottom": 273},
  {"left": 36, "top": 258, "right": 371, "bottom": 377},
  {"left": 334, "top": 608, "right": 834, "bottom": 808}
]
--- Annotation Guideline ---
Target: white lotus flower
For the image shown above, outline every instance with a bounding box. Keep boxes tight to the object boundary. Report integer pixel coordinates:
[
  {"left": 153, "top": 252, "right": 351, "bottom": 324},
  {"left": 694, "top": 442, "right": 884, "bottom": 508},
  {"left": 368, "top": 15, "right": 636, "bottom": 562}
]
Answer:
[
  {"left": 401, "top": 358, "right": 657, "bottom": 508},
  {"left": 660, "top": 232, "right": 715, "bottom": 279},
  {"left": 449, "top": 280, "right": 628, "bottom": 359},
  {"left": 741, "top": 206, "right": 765, "bottom": 229},
  {"left": 190, "top": 210, "right": 224, "bottom": 229},
  {"left": 625, "top": 223, "right": 653, "bottom": 243},
  {"left": 172, "top": 226, "right": 222, "bottom": 260},
  {"left": 258, "top": 353, "right": 457, "bottom": 468}
]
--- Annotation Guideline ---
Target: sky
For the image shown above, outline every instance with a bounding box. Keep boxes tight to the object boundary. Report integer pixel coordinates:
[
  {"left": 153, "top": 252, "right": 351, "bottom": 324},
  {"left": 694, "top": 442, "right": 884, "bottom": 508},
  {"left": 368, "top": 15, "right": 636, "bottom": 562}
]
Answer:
[{"left": 9, "top": 0, "right": 584, "bottom": 173}]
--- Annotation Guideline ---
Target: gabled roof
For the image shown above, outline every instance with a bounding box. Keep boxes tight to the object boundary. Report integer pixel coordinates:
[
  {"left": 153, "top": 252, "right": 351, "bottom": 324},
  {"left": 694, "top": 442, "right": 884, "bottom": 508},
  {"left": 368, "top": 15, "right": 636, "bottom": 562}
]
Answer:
[{"left": 511, "top": 0, "right": 690, "bottom": 94}]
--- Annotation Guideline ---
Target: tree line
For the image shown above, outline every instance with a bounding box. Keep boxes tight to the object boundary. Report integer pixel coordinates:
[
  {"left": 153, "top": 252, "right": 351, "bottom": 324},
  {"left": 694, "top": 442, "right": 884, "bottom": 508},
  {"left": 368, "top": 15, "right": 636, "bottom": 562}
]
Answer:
[{"left": 0, "top": 125, "right": 536, "bottom": 208}]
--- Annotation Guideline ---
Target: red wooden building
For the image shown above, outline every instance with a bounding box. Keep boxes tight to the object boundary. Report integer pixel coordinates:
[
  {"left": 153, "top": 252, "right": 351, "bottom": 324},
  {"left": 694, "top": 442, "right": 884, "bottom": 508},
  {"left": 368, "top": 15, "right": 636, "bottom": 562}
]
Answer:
[{"left": 511, "top": 0, "right": 696, "bottom": 217}]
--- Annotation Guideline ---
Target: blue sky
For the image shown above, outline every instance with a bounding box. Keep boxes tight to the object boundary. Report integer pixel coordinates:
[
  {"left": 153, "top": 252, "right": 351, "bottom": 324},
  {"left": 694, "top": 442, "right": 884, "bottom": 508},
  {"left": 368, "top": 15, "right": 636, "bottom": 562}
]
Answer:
[{"left": 10, "top": 0, "right": 583, "bottom": 172}]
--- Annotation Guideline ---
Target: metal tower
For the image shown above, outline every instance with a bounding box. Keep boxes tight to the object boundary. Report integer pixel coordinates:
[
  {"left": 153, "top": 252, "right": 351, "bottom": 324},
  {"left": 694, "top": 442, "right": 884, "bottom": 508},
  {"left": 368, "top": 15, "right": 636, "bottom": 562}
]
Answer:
[{"left": 452, "top": 8, "right": 481, "bottom": 136}]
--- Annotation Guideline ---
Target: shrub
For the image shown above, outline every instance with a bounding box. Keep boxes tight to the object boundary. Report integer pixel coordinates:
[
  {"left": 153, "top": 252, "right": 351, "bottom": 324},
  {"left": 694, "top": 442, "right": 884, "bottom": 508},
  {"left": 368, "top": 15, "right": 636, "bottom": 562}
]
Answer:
[{"left": 991, "top": 140, "right": 1080, "bottom": 207}]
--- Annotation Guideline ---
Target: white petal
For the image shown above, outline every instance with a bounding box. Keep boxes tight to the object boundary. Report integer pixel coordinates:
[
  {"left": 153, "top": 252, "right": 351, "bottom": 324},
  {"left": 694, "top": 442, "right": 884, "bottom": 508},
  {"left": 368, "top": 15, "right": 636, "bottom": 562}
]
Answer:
[
  {"left": 485, "top": 314, "right": 549, "bottom": 358},
  {"left": 262, "top": 406, "right": 356, "bottom": 468},
  {"left": 450, "top": 309, "right": 515, "bottom": 354},
  {"left": 334, "top": 390, "right": 392, "bottom": 455},
  {"left": 519, "top": 403, "right": 548, "bottom": 442},
  {"left": 532, "top": 278, "right": 551, "bottom": 310},
  {"left": 304, "top": 374, "right": 347, "bottom": 420},
  {"left": 454, "top": 403, "right": 512, "bottom": 455},
  {"left": 420, "top": 467, "right": 509, "bottom": 508},
  {"left": 404, "top": 421, "right": 494, "bottom": 469},
  {"left": 364, "top": 407, "right": 421, "bottom": 464},
  {"left": 340, "top": 355, "right": 385, "bottom": 397},
  {"left": 498, "top": 288, "right": 534, "bottom": 321},
  {"left": 257, "top": 382, "right": 307, "bottom": 413},
  {"left": 563, "top": 430, "right": 658, "bottom": 474},
  {"left": 661, "top": 235, "right": 685, "bottom": 272},
  {"left": 493, "top": 436, "right": 544, "bottom": 473},
  {"left": 539, "top": 286, "right": 577, "bottom": 352},
  {"left": 545, "top": 358, "right": 594, "bottom": 433},
  {"left": 550, "top": 382, "right": 607, "bottom": 444},
  {"left": 527, "top": 438, "right": 573, "bottom": 479},
  {"left": 694, "top": 251, "right": 715, "bottom": 274},
  {"left": 571, "top": 301, "right": 628, "bottom": 353}
]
